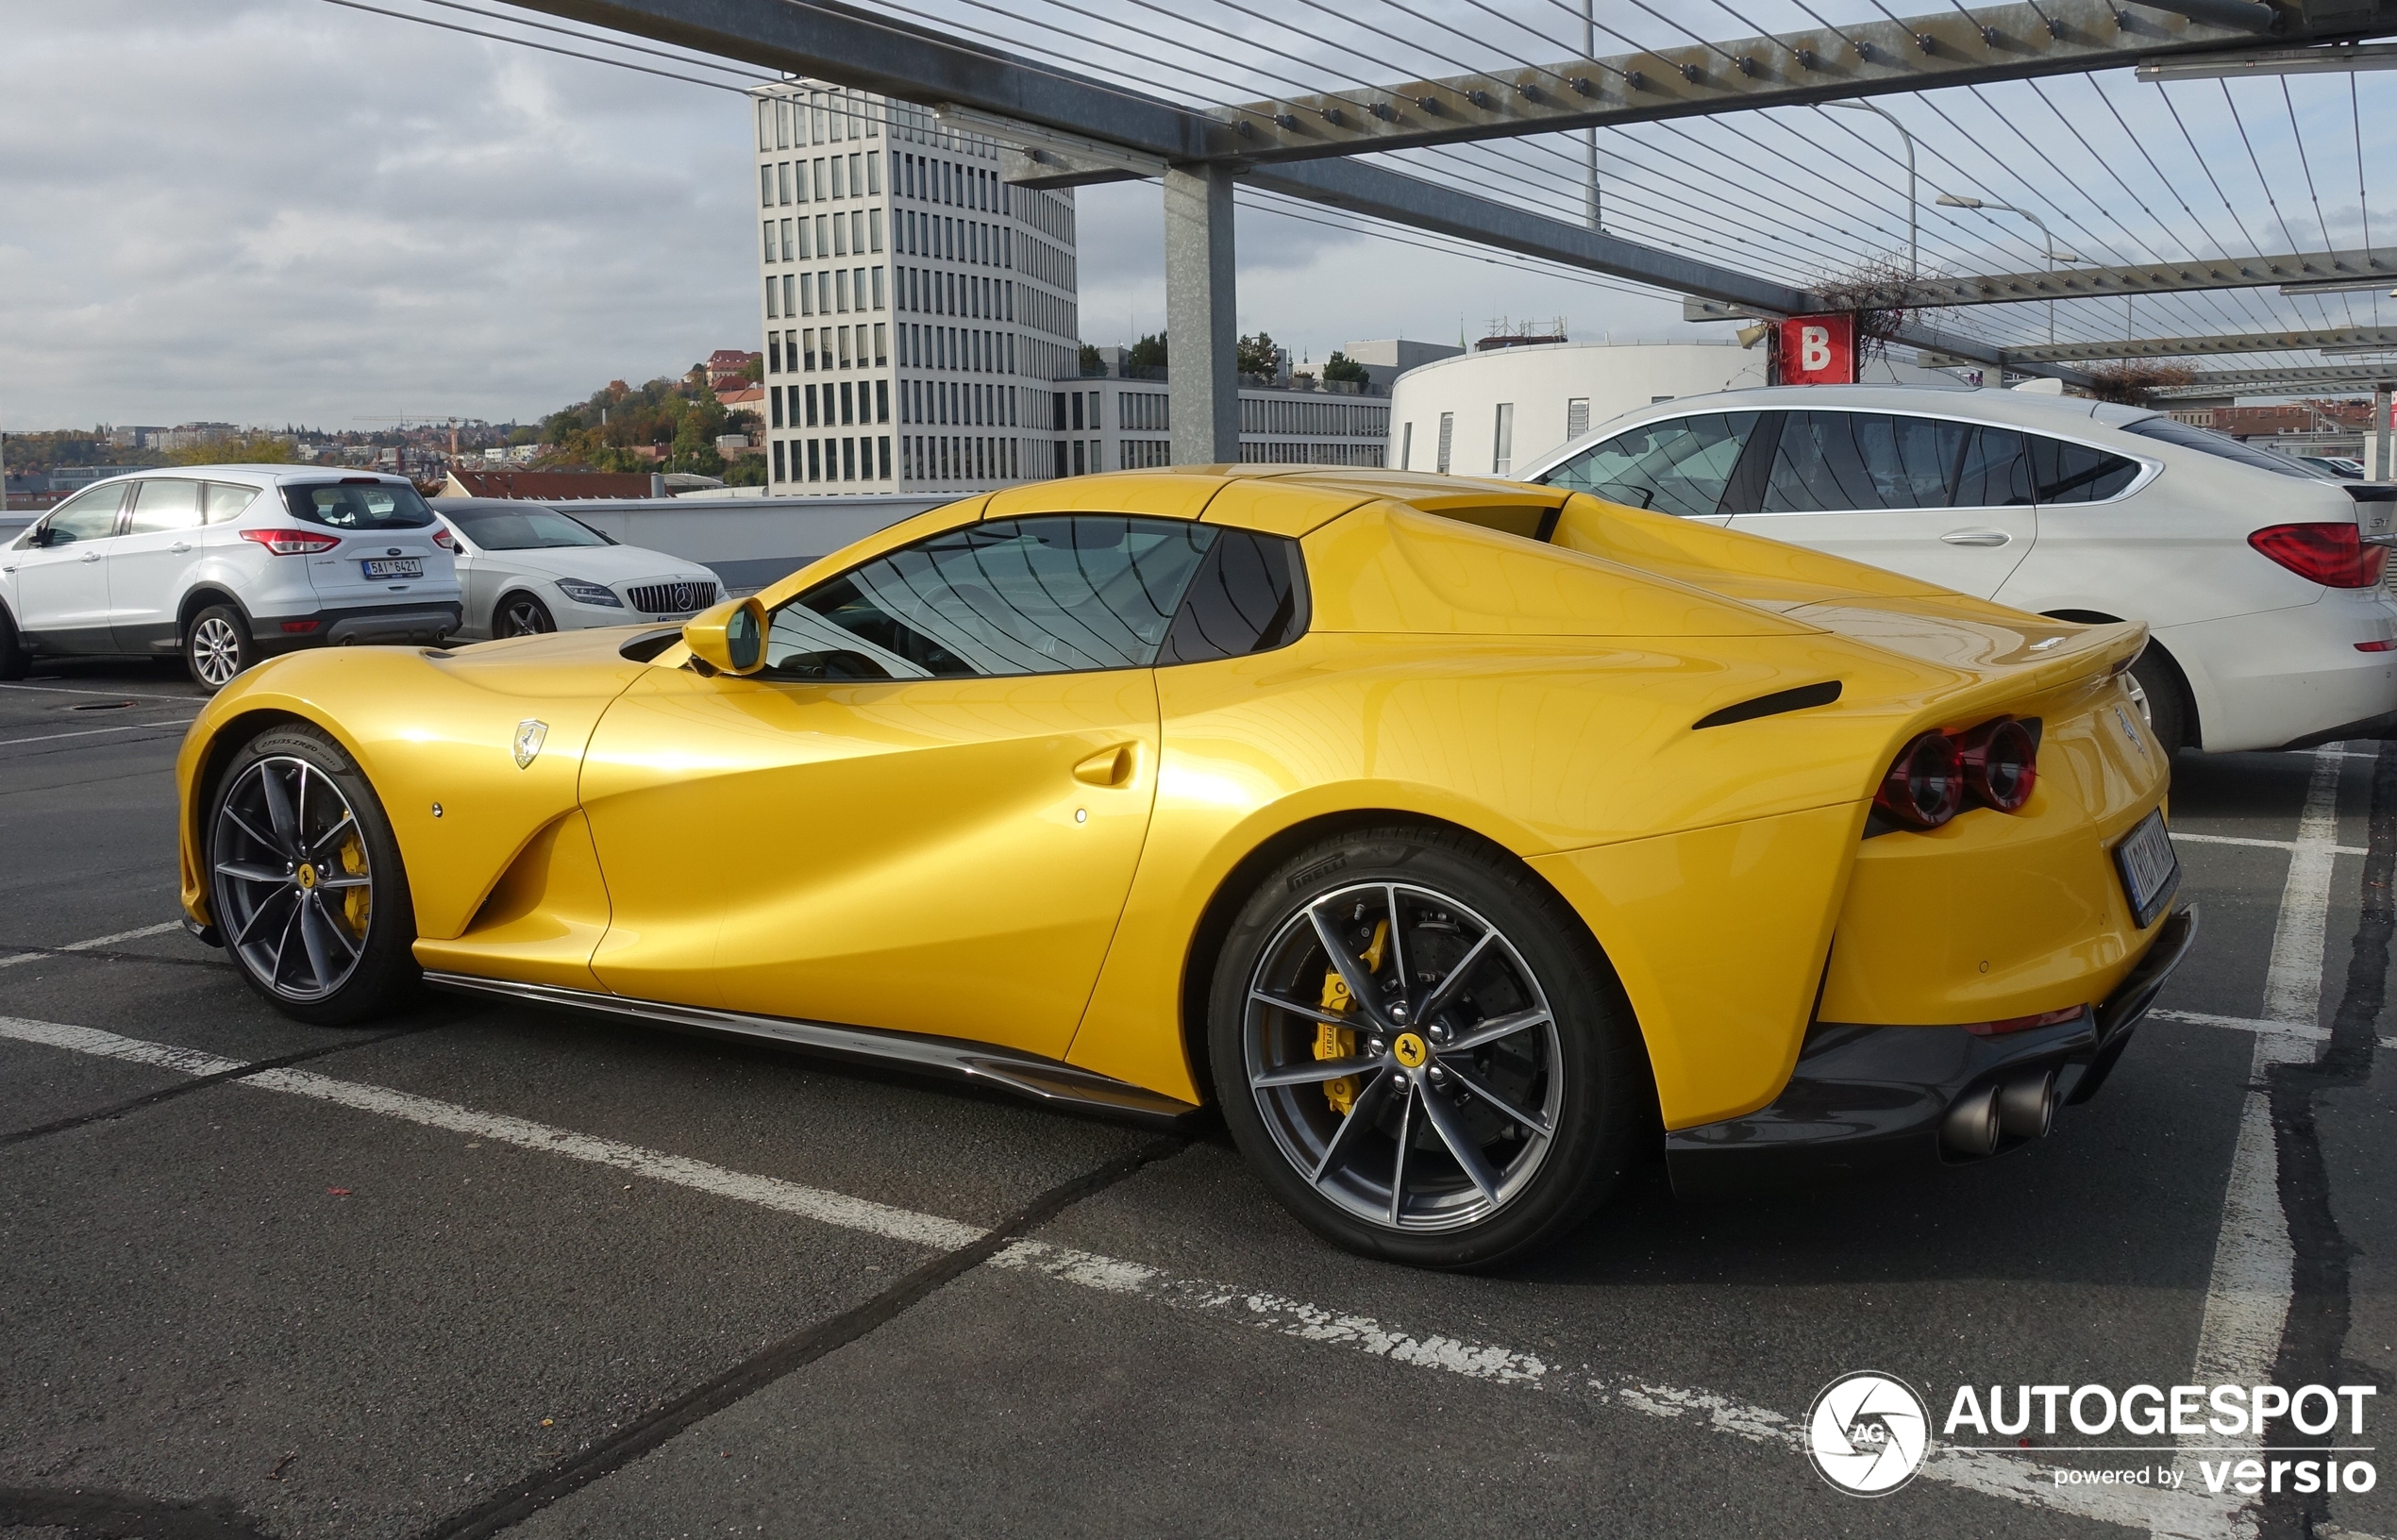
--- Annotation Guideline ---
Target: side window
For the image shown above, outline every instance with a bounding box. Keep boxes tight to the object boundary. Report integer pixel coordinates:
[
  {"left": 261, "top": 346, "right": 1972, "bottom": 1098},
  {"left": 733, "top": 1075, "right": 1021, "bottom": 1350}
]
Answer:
[
  {"left": 1538, "top": 412, "right": 1759, "bottom": 518},
  {"left": 1155, "top": 528, "right": 1308, "bottom": 665},
  {"left": 127, "top": 478, "right": 205, "bottom": 534},
  {"left": 1759, "top": 412, "right": 1969, "bottom": 512},
  {"left": 763, "top": 515, "right": 1218, "bottom": 680},
  {"left": 203, "top": 483, "right": 260, "bottom": 524},
  {"left": 1953, "top": 427, "right": 2034, "bottom": 508},
  {"left": 2030, "top": 437, "right": 2141, "bottom": 504},
  {"left": 39, "top": 484, "right": 128, "bottom": 545}
]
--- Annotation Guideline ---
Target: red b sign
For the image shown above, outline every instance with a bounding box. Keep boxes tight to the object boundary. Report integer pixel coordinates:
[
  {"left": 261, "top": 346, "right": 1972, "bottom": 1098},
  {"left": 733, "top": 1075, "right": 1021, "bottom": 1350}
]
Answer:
[{"left": 1779, "top": 313, "right": 1856, "bottom": 385}]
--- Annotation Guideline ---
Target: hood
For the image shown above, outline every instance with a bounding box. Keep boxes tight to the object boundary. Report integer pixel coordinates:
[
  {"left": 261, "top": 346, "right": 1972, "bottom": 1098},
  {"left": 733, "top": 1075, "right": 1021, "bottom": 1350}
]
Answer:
[{"left": 468, "top": 541, "right": 716, "bottom": 586}]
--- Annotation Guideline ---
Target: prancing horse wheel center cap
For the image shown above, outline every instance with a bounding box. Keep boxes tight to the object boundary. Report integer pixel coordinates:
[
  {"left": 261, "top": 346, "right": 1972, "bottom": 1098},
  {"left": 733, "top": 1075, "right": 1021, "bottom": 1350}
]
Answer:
[
  {"left": 1392, "top": 1032, "right": 1428, "bottom": 1068},
  {"left": 294, "top": 863, "right": 318, "bottom": 891}
]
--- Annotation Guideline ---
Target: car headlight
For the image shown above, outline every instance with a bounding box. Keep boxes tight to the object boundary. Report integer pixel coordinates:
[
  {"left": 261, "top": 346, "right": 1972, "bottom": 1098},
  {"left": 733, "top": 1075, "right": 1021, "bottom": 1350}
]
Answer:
[{"left": 555, "top": 578, "right": 623, "bottom": 608}]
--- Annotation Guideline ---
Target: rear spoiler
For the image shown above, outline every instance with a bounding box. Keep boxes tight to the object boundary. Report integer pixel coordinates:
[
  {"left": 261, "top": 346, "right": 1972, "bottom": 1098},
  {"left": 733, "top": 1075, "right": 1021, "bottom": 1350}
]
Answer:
[{"left": 2345, "top": 483, "right": 2397, "bottom": 546}]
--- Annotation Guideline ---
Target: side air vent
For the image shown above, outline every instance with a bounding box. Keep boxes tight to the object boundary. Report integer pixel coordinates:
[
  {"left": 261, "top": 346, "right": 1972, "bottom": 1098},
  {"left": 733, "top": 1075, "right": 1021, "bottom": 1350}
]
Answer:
[
  {"left": 618, "top": 628, "right": 683, "bottom": 663},
  {"left": 1692, "top": 679, "right": 1843, "bottom": 730}
]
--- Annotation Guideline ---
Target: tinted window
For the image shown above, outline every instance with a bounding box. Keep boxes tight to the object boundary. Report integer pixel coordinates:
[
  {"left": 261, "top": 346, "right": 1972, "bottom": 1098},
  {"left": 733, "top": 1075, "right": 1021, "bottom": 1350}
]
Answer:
[
  {"left": 765, "top": 515, "right": 1217, "bottom": 680},
  {"left": 204, "top": 483, "right": 259, "bottom": 524},
  {"left": 38, "top": 483, "right": 126, "bottom": 545},
  {"left": 1760, "top": 412, "right": 1969, "bottom": 512},
  {"left": 443, "top": 505, "right": 612, "bottom": 550},
  {"left": 2120, "top": 416, "right": 2319, "bottom": 480},
  {"left": 2031, "top": 437, "right": 2141, "bottom": 504},
  {"left": 127, "top": 478, "right": 205, "bottom": 534},
  {"left": 1156, "top": 528, "right": 1308, "bottom": 665},
  {"left": 1539, "top": 412, "right": 1759, "bottom": 517},
  {"left": 282, "top": 480, "right": 436, "bottom": 529},
  {"left": 1953, "top": 427, "right": 2034, "bottom": 507}
]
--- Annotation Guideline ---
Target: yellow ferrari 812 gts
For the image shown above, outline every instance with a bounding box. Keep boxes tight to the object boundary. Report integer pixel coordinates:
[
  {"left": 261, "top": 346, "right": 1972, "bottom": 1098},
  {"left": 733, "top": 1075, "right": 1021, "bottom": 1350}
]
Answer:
[{"left": 176, "top": 468, "right": 2192, "bottom": 1266}]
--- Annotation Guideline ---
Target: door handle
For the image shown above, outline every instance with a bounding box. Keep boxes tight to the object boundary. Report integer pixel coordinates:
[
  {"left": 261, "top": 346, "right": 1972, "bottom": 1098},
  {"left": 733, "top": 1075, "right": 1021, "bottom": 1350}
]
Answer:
[
  {"left": 1940, "top": 528, "right": 2012, "bottom": 547},
  {"left": 169, "top": 542, "right": 193, "bottom": 554},
  {"left": 1072, "top": 744, "right": 1138, "bottom": 787},
  {"left": 79, "top": 550, "right": 103, "bottom": 563}
]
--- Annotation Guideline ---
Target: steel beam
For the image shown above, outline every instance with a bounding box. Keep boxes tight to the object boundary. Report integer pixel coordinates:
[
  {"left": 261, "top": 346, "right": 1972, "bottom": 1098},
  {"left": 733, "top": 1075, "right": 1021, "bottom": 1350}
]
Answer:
[
  {"left": 1880, "top": 248, "right": 2397, "bottom": 308},
  {"left": 1210, "top": 0, "right": 2351, "bottom": 165},
  {"left": 1919, "top": 326, "right": 2397, "bottom": 364},
  {"left": 2148, "top": 364, "right": 2397, "bottom": 396}
]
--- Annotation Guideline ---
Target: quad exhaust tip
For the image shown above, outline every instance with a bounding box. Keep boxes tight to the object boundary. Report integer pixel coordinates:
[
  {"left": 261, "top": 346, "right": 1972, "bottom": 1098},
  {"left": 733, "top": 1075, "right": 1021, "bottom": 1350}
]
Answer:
[{"left": 1941, "top": 1068, "right": 2060, "bottom": 1158}]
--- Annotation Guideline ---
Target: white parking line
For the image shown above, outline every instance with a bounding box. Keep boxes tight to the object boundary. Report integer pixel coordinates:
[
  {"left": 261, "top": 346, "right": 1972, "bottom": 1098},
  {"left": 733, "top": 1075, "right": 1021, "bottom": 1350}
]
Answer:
[
  {"left": 0, "top": 921, "right": 187, "bottom": 971},
  {"left": 2173, "top": 831, "right": 2369, "bottom": 857},
  {"left": 0, "top": 681, "right": 198, "bottom": 701},
  {"left": 2170, "top": 745, "right": 2348, "bottom": 1533},
  {"left": 0, "top": 718, "right": 197, "bottom": 747},
  {"left": 0, "top": 1013, "right": 2267, "bottom": 1536}
]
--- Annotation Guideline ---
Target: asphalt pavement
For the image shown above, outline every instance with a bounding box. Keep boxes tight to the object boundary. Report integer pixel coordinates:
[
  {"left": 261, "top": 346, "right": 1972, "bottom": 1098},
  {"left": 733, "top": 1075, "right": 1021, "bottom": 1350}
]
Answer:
[{"left": 1, "top": 657, "right": 2391, "bottom": 1540}]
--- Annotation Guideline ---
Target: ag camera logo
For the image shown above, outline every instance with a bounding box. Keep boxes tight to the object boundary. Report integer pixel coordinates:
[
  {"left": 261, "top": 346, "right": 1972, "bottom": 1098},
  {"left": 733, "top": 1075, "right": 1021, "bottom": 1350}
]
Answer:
[{"left": 1808, "top": 1371, "right": 1931, "bottom": 1496}]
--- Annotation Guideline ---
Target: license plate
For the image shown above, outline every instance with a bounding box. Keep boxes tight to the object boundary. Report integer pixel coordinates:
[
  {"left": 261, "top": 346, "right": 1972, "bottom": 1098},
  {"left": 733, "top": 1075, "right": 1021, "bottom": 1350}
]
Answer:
[
  {"left": 362, "top": 558, "right": 423, "bottom": 579},
  {"left": 2113, "top": 809, "right": 2180, "bottom": 929}
]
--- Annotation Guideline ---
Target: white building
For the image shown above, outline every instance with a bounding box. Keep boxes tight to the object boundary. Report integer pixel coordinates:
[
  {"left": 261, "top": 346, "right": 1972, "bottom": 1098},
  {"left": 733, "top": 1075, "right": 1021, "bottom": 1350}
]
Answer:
[
  {"left": 1386, "top": 339, "right": 1965, "bottom": 477},
  {"left": 751, "top": 82, "right": 1081, "bottom": 496},
  {"left": 1062, "top": 364, "right": 1391, "bottom": 474}
]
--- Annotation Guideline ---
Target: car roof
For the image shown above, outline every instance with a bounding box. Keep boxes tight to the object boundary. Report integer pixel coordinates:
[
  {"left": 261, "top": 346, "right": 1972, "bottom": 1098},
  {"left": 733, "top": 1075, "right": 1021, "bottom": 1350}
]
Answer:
[{"left": 1592, "top": 384, "right": 2160, "bottom": 432}]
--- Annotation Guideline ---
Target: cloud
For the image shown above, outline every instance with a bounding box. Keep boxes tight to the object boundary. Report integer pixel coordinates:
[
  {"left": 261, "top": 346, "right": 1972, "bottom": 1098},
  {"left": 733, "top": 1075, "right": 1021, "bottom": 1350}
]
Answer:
[{"left": 0, "top": 0, "right": 1683, "bottom": 431}]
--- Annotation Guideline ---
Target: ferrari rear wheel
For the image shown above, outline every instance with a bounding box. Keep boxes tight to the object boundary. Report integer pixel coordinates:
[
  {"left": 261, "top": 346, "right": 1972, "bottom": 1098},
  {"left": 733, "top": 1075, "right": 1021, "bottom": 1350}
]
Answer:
[
  {"left": 1210, "top": 827, "right": 1644, "bottom": 1269},
  {"left": 207, "top": 724, "right": 419, "bottom": 1025}
]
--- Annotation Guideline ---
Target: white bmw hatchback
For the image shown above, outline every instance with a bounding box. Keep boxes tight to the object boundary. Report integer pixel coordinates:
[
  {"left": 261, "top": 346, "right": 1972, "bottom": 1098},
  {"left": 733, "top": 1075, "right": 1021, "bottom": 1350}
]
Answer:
[
  {"left": 430, "top": 499, "right": 722, "bottom": 639},
  {"left": 0, "top": 466, "right": 461, "bottom": 692},
  {"left": 1520, "top": 386, "right": 2397, "bottom": 753}
]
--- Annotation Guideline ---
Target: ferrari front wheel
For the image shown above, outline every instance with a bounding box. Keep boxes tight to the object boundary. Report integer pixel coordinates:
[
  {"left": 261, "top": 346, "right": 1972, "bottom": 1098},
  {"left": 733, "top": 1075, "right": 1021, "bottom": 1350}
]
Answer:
[
  {"left": 207, "top": 724, "right": 419, "bottom": 1025},
  {"left": 1210, "top": 827, "right": 1646, "bottom": 1270}
]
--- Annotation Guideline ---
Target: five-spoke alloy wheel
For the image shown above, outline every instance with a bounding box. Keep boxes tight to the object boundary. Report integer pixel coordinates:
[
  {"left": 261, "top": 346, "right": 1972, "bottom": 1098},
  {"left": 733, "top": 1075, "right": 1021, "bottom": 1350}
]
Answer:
[
  {"left": 208, "top": 726, "right": 418, "bottom": 1024},
  {"left": 1211, "top": 828, "right": 1643, "bottom": 1269}
]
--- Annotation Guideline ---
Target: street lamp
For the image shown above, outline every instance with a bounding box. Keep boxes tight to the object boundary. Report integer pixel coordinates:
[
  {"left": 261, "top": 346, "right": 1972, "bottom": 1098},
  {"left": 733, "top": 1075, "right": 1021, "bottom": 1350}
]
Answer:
[
  {"left": 1822, "top": 100, "right": 1917, "bottom": 278},
  {"left": 1936, "top": 193, "right": 2083, "bottom": 345}
]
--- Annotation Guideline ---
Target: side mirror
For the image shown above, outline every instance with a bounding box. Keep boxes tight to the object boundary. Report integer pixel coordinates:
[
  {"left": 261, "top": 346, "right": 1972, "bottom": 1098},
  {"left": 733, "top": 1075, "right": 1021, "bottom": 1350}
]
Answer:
[{"left": 682, "top": 595, "right": 767, "bottom": 676}]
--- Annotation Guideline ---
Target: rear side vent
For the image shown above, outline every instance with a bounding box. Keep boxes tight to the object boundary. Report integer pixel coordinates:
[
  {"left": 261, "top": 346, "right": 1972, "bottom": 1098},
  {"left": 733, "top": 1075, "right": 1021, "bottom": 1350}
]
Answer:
[{"left": 1693, "top": 679, "right": 1843, "bottom": 730}]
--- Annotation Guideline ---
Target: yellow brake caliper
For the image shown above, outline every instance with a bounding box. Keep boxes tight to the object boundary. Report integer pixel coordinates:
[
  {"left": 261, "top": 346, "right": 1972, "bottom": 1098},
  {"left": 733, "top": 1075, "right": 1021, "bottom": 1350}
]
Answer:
[
  {"left": 1316, "top": 919, "right": 1387, "bottom": 1115},
  {"left": 338, "top": 837, "right": 370, "bottom": 937}
]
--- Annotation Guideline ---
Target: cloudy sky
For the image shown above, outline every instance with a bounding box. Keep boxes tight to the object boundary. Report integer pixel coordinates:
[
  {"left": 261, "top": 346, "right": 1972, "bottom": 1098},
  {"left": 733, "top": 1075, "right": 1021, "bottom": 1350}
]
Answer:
[
  {"left": 0, "top": 0, "right": 1681, "bottom": 434},
  {"left": 7, "top": 1, "right": 2383, "bottom": 433}
]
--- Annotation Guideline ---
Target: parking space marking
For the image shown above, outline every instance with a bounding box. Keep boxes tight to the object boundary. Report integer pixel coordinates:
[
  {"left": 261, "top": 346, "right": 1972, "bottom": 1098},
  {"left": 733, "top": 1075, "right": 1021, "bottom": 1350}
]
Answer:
[
  {"left": 0, "top": 1013, "right": 2264, "bottom": 1536},
  {"left": 0, "top": 681, "right": 200, "bottom": 701},
  {"left": 2173, "top": 831, "right": 2369, "bottom": 857},
  {"left": 0, "top": 921, "right": 186, "bottom": 971},
  {"left": 2171, "top": 745, "right": 2347, "bottom": 1533},
  {"left": 0, "top": 719, "right": 197, "bottom": 748}
]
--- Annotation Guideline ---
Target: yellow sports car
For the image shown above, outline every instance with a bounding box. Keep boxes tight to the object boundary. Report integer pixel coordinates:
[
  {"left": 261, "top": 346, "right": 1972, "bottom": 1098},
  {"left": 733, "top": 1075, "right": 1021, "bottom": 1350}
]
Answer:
[{"left": 176, "top": 467, "right": 2192, "bottom": 1266}]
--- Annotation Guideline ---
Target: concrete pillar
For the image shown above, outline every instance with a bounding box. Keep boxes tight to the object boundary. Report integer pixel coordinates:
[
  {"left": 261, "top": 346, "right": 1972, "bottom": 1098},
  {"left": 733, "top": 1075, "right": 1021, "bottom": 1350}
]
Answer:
[
  {"left": 2375, "top": 384, "right": 2394, "bottom": 483},
  {"left": 1164, "top": 162, "right": 1239, "bottom": 465}
]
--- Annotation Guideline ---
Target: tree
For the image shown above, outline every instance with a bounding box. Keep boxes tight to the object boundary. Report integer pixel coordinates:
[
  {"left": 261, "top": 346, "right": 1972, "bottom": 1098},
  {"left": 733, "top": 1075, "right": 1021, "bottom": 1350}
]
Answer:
[
  {"left": 1079, "top": 343, "right": 1102, "bottom": 373},
  {"left": 170, "top": 434, "right": 293, "bottom": 466},
  {"left": 1128, "top": 331, "right": 1167, "bottom": 370},
  {"left": 1322, "top": 351, "right": 1369, "bottom": 384},
  {"left": 1235, "top": 330, "right": 1280, "bottom": 377}
]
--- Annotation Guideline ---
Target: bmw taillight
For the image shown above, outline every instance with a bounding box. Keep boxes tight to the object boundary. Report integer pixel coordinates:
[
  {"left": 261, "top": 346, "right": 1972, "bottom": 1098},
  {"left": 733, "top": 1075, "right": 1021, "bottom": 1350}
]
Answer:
[
  {"left": 1874, "top": 731, "right": 1965, "bottom": 829},
  {"left": 1875, "top": 716, "right": 2042, "bottom": 831},
  {"left": 241, "top": 527, "right": 342, "bottom": 556},
  {"left": 1958, "top": 715, "right": 2038, "bottom": 813},
  {"left": 2249, "top": 523, "right": 2387, "bottom": 588}
]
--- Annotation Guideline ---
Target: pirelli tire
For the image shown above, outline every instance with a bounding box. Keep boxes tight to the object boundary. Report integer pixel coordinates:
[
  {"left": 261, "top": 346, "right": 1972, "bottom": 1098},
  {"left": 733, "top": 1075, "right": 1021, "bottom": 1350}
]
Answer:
[{"left": 1208, "top": 825, "right": 1646, "bottom": 1270}]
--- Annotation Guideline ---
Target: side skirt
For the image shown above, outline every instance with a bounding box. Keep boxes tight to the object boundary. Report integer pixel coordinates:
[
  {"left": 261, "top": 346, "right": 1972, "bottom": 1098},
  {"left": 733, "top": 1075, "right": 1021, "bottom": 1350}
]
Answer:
[{"left": 420, "top": 971, "right": 1201, "bottom": 1128}]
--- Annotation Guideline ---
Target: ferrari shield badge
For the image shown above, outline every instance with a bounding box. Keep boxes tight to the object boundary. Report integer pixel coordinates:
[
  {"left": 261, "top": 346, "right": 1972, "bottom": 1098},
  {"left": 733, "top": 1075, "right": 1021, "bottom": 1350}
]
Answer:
[{"left": 512, "top": 719, "right": 548, "bottom": 769}]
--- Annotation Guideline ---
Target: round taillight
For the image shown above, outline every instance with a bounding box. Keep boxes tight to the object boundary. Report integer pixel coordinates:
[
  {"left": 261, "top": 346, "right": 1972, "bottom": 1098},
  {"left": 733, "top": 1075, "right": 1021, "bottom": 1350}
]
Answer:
[
  {"left": 1960, "top": 715, "right": 2038, "bottom": 813},
  {"left": 1875, "top": 731, "right": 1965, "bottom": 829}
]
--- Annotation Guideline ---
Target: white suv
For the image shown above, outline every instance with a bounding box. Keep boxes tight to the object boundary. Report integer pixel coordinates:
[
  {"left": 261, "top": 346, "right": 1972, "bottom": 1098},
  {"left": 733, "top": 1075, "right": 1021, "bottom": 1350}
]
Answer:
[
  {"left": 1521, "top": 386, "right": 2397, "bottom": 753},
  {"left": 0, "top": 466, "right": 461, "bottom": 692}
]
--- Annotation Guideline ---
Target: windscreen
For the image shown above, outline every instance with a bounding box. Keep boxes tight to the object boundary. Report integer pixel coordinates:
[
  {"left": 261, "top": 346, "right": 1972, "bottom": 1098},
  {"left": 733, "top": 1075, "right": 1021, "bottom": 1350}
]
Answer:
[
  {"left": 282, "top": 480, "right": 437, "bottom": 529},
  {"left": 442, "top": 505, "right": 612, "bottom": 550},
  {"left": 2120, "top": 417, "right": 2322, "bottom": 480}
]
